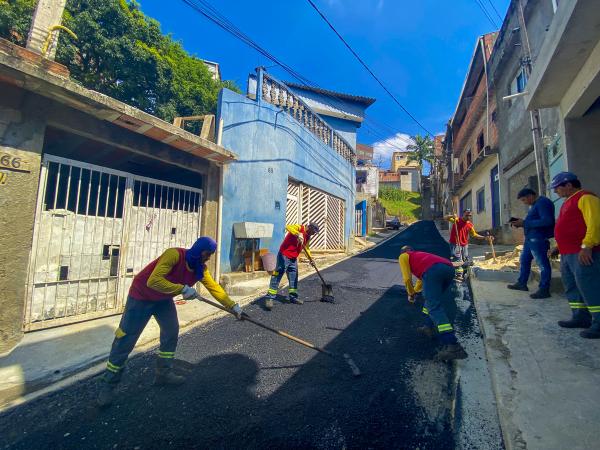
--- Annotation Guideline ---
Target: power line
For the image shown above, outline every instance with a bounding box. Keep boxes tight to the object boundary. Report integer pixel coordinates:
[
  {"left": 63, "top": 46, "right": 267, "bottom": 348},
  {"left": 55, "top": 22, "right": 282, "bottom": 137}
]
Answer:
[
  {"left": 473, "top": 0, "right": 499, "bottom": 28},
  {"left": 304, "top": 0, "right": 434, "bottom": 137},
  {"left": 179, "top": 0, "right": 423, "bottom": 153},
  {"left": 485, "top": 0, "right": 504, "bottom": 23}
]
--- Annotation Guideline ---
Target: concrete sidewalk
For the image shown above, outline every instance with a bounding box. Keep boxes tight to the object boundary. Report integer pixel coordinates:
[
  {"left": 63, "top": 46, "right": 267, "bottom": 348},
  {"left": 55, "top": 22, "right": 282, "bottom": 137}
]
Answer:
[
  {"left": 471, "top": 274, "right": 600, "bottom": 450},
  {"left": 0, "top": 229, "right": 400, "bottom": 409}
]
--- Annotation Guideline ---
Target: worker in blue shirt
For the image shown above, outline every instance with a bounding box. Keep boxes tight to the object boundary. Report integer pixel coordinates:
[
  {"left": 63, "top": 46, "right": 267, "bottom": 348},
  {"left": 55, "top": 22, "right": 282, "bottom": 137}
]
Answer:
[{"left": 507, "top": 188, "right": 555, "bottom": 298}]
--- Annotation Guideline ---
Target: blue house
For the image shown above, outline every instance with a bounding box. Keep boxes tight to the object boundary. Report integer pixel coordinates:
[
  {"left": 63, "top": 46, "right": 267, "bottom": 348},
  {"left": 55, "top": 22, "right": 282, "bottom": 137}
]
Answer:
[{"left": 217, "top": 68, "right": 375, "bottom": 273}]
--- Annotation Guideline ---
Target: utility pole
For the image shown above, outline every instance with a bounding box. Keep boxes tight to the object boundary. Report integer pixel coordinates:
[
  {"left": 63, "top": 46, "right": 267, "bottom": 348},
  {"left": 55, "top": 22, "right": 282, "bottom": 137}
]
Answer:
[
  {"left": 517, "top": 0, "right": 548, "bottom": 194},
  {"left": 26, "top": 0, "right": 68, "bottom": 59}
]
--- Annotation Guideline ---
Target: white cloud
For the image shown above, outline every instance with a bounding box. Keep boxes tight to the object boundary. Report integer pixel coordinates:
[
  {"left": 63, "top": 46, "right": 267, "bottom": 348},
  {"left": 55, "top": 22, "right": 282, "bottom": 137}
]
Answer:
[{"left": 372, "top": 133, "right": 414, "bottom": 169}]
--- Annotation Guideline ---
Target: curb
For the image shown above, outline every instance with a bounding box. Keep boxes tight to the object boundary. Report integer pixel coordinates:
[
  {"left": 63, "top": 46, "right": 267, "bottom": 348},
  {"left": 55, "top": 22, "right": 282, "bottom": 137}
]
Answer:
[
  {"left": 0, "top": 230, "right": 402, "bottom": 413},
  {"left": 468, "top": 271, "right": 513, "bottom": 450}
]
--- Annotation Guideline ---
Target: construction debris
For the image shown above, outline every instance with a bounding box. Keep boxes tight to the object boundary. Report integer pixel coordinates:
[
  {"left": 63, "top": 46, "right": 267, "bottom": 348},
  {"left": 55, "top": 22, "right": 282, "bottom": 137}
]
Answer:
[{"left": 475, "top": 245, "right": 523, "bottom": 271}]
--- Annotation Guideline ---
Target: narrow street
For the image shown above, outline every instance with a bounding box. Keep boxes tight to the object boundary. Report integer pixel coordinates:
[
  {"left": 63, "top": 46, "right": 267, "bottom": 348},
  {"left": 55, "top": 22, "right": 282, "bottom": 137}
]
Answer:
[{"left": 0, "top": 226, "right": 476, "bottom": 450}]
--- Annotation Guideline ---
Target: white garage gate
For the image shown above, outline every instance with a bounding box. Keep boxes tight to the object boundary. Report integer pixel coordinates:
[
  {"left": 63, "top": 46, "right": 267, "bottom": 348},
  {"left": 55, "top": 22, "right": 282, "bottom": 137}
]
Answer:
[
  {"left": 24, "top": 155, "right": 203, "bottom": 331},
  {"left": 286, "top": 180, "right": 345, "bottom": 251}
]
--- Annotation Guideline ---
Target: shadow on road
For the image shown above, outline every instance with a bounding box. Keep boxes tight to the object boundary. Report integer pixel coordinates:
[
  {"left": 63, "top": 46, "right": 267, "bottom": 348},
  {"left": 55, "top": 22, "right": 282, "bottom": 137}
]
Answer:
[{"left": 0, "top": 221, "right": 461, "bottom": 449}]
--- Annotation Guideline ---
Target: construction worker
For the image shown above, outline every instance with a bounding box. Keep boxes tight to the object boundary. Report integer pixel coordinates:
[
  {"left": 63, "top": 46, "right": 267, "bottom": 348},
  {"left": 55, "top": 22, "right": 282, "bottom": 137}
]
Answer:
[
  {"left": 265, "top": 222, "right": 320, "bottom": 310},
  {"left": 444, "top": 209, "right": 492, "bottom": 263},
  {"left": 398, "top": 246, "right": 467, "bottom": 361},
  {"left": 550, "top": 172, "right": 600, "bottom": 339},
  {"left": 507, "top": 188, "right": 555, "bottom": 298},
  {"left": 97, "top": 237, "right": 243, "bottom": 407}
]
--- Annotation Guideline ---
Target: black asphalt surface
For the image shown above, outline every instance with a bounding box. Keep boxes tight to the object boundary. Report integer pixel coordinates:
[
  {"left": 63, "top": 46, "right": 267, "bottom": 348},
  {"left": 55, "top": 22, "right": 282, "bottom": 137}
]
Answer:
[{"left": 0, "top": 222, "right": 463, "bottom": 450}]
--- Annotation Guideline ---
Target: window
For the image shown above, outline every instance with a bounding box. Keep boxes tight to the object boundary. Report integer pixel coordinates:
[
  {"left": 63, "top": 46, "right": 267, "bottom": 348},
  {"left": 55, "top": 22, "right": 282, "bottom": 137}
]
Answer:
[
  {"left": 400, "top": 171, "right": 409, "bottom": 175},
  {"left": 510, "top": 68, "right": 528, "bottom": 96},
  {"left": 466, "top": 149, "right": 472, "bottom": 167},
  {"left": 460, "top": 191, "right": 472, "bottom": 215},
  {"left": 491, "top": 109, "right": 497, "bottom": 123},
  {"left": 477, "top": 133, "right": 485, "bottom": 153},
  {"left": 477, "top": 187, "right": 485, "bottom": 213},
  {"left": 517, "top": 70, "right": 528, "bottom": 93}
]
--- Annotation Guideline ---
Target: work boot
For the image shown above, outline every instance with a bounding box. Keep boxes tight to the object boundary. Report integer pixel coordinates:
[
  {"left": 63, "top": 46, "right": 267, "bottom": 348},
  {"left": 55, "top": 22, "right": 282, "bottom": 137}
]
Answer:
[
  {"left": 265, "top": 297, "right": 274, "bottom": 310},
  {"left": 290, "top": 297, "right": 304, "bottom": 305},
  {"left": 96, "top": 381, "right": 118, "bottom": 408},
  {"left": 96, "top": 369, "right": 122, "bottom": 407},
  {"left": 434, "top": 343, "right": 468, "bottom": 361},
  {"left": 154, "top": 368, "right": 186, "bottom": 386},
  {"left": 507, "top": 282, "right": 529, "bottom": 291},
  {"left": 417, "top": 326, "right": 436, "bottom": 339},
  {"left": 530, "top": 289, "right": 551, "bottom": 299},
  {"left": 580, "top": 323, "right": 600, "bottom": 339},
  {"left": 558, "top": 311, "right": 592, "bottom": 329}
]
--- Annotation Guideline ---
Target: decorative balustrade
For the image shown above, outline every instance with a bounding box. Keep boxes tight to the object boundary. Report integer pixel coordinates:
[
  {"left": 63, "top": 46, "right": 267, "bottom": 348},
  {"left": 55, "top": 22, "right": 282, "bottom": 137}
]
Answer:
[{"left": 260, "top": 72, "right": 356, "bottom": 165}]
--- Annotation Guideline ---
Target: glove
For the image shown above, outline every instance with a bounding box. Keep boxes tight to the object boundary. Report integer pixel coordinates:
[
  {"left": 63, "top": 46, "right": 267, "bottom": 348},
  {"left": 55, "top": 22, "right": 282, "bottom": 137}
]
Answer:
[
  {"left": 231, "top": 303, "right": 243, "bottom": 320},
  {"left": 297, "top": 234, "right": 305, "bottom": 247},
  {"left": 181, "top": 285, "right": 198, "bottom": 300}
]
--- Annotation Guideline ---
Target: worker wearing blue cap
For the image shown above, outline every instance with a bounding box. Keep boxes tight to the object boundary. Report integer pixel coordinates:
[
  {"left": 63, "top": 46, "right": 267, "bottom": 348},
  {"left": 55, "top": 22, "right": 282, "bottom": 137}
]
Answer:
[
  {"left": 550, "top": 172, "right": 600, "bottom": 338},
  {"left": 97, "top": 237, "right": 243, "bottom": 407}
]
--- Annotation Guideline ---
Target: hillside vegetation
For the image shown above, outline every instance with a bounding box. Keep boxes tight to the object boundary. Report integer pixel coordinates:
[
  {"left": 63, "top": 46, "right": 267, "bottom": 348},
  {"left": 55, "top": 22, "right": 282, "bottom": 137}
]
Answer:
[{"left": 378, "top": 187, "right": 421, "bottom": 223}]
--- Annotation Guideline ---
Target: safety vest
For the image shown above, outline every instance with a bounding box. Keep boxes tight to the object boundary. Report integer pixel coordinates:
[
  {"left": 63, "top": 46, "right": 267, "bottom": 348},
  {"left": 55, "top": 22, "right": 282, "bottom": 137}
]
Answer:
[
  {"left": 407, "top": 250, "right": 453, "bottom": 279},
  {"left": 449, "top": 219, "right": 473, "bottom": 246},
  {"left": 129, "top": 248, "right": 199, "bottom": 301},
  {"left": 280, "top": 226, "right": 309, "bottom": 259},
  {"left": 555, "top": 190, "right": 600, "bottom": 255}
]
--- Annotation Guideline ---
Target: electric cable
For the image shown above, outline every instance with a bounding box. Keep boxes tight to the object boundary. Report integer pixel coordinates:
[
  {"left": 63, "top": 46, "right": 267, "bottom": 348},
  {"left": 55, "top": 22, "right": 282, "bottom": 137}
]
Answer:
[{"left": 304, "top": 0, "right": 434, "bottom": 136}]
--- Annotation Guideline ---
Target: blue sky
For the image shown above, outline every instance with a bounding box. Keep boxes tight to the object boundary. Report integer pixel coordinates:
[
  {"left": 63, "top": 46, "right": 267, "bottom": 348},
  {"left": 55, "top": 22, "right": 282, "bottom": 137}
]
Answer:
[{"left": 138, "top": 0, "right": 510, "bottom": 166}]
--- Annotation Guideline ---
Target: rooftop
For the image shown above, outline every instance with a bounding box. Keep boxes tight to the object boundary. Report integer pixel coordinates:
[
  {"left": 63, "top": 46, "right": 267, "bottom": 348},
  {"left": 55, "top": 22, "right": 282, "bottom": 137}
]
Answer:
[
  {"left": 283, "top": 82, "right": 377, "bottom": 107},
  {"left": 0, "top": 38, "right": 236, "bottom": 164}
]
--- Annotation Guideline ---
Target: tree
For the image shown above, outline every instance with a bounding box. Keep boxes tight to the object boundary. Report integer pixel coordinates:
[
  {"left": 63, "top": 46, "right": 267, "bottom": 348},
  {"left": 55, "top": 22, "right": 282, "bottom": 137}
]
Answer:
[
  {"left": 406, "top": 134, "right": 435, "bottom": 175},
  {"left": 0, "top": 0, "right": 37, "bottom": 46},
  {"left": 0, "top": 0, "right": 240, "bottom": 123}
]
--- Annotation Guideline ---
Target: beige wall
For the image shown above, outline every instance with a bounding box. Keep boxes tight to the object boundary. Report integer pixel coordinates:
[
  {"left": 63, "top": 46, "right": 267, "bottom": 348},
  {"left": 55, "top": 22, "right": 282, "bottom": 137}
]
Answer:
[
  {"left": 455, "top": 156, "right": 498, "bottom": 232},
  {"left": 0, "top": 85, "right": 47, "bottom": 353},
  {"left": 399, "top": 168, "right": 420, "bottom": 192}
]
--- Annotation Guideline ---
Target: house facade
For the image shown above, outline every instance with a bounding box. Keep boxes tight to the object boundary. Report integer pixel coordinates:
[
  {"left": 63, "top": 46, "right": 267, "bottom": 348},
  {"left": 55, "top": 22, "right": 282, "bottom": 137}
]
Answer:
[
  {"left": 0, "top": 38, "right": 235, "bottom": 352},
  {"left": 356, "top": 143, "right": 374, "bottom": 164},
  {"left": 218, "top": 69, "right": 374, "bottom": 273},
  {"left": 389, "top": 151, "right": 420, "bottom": 192},
  {"left": 525, "top": 0, "right": 600, "bottom": 198},
  {"left": 487, "top": 0, "right": 562, "bottom": 241},
  {"left": 449, "top": 32, "right": 501, "bottom": 232}
]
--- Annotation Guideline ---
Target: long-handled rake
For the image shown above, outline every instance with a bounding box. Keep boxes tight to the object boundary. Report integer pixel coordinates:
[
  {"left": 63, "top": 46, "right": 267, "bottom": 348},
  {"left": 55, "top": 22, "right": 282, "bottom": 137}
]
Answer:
[{"left": 198, "top": 296, "right": 361, "bottom": 377}]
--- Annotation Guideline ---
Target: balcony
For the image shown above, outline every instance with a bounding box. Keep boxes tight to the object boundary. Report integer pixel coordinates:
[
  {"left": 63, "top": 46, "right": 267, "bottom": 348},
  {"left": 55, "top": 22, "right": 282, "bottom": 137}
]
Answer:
[{"left": 257, "top": 70, "right": 356, "bottom": 165}]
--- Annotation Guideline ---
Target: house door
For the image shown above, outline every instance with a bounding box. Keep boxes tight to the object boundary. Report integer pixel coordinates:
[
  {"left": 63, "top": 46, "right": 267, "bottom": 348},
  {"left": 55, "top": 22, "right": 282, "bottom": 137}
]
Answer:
[
  {"left": 24, "top": 155, "right": 202, "bottom": 331},
  {"left": 490, "top": 164, "right": 500, "bottom": 228}
]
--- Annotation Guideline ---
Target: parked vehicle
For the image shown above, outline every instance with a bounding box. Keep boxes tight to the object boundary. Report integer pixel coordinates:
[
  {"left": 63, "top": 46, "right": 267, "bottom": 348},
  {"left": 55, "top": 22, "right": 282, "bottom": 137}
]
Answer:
[{"left": 386, "top": 217, "right": 401, "bottom": 230}]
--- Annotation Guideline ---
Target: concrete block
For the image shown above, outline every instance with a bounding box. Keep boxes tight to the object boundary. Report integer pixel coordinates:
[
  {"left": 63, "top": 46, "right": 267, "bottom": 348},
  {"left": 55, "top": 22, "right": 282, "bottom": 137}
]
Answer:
[{"left": 471, "top": 267, "right": 519, "bottom": 283}]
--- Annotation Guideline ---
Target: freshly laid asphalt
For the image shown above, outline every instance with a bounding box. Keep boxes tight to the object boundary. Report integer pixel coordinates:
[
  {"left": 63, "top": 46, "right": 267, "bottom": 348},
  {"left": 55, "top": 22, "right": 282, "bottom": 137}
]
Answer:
[{"left": 0, "top": 222, "right": 467, "bottom": 450}]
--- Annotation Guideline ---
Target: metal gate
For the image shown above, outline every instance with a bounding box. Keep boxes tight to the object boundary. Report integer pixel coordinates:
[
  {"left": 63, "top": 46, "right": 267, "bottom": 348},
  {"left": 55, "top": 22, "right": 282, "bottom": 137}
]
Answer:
[
  {"left": 24, "top": 155, "right": 203, "bottom": 331},
  {"left": 286, "top": 180, "right": 345, "bottom": 250}
]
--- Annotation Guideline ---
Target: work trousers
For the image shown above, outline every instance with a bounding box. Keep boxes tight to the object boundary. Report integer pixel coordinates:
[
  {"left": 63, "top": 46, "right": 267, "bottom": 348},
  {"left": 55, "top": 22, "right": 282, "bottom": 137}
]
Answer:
[
  {"left": 104, "top": 296, "right": 179, "bottom": 382},
  {"left": 561, "top": 252, "right": 600, "bottom": 324},
  {"left": 518, "top": 237, "right": 551, "bottom": 290},
  {"left": 421, "top": 263, "right": 458, "bottom": 344},
  {"left": 451, "top": 244, "right": 469, "bottom": 262},
  {"left": 267, "top": 252, "right": 299, "bottom": 299}
]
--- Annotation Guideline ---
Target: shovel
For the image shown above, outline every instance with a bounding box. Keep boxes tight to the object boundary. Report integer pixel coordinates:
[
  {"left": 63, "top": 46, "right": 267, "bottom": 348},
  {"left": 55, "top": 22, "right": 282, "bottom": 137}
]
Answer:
[{"left": 303, "top": 248, "right": 335, "bottom": 303}]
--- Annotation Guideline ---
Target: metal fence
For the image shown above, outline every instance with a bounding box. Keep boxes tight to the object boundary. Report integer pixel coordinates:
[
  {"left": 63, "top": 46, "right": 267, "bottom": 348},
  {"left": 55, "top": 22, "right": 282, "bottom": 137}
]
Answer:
[{"left": 24, "top": 155, "right": 202, "bottom": 330}]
